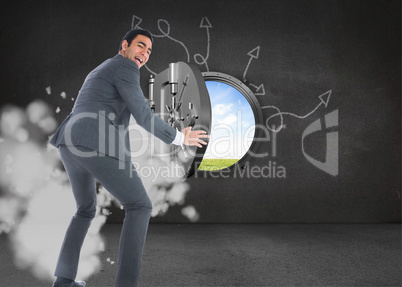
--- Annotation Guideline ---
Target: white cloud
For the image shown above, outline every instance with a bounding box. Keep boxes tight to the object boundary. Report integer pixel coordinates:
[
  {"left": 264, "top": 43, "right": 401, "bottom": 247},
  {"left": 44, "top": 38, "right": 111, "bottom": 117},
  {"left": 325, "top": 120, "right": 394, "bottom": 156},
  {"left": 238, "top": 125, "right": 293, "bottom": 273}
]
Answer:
[
  {"left": 218, "top": 113, "right": 237, "bottom": 125},
  {"left": 213, "top": 103, "right": 233, "bottom": 116}
]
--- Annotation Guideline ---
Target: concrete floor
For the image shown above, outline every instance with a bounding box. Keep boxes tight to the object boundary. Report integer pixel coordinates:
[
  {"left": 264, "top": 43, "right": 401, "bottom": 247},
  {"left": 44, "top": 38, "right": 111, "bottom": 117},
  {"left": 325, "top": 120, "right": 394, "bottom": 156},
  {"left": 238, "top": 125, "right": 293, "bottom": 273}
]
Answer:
[{"left": 1, "top": 224, "right": 401, "bottom": 287}]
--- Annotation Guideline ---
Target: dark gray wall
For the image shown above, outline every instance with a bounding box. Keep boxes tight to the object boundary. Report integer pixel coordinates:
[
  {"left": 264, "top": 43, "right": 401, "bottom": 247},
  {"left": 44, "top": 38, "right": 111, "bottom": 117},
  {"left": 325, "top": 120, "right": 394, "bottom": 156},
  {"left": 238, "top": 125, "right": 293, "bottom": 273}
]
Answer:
[{"left": 1, "top": 0, "right": 400, "bottom": 222}]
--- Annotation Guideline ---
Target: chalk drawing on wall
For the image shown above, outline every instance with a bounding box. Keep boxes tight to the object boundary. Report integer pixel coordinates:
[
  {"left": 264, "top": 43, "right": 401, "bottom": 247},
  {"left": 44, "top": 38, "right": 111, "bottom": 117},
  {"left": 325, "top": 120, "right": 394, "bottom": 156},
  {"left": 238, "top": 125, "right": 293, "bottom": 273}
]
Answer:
[
  {"left": 242, "top": 46, "right": 259, "bottom": 80},
  {"left": 132, "top": 15, "right": 190, "bottom": 75},
  {"left": 131, "top": 14, "right": 266, "bottom": 97},
  {"left": 132, "top": 15, "right": 212, "bottom": 69},
  {"left": 262, "top": 90, "right": 332, "bottom": 133},
  {"left": 193, "top": 17, "right": 212, "bottom": 71},
  {"left": 130, "top": 14, "right": 335, "bottom": 132},
  {"left": 242, "top": 46, "right": 266, "bottom": 96},
  {"left": 130, "top": 13, "right": 335, "bottom": 134}
]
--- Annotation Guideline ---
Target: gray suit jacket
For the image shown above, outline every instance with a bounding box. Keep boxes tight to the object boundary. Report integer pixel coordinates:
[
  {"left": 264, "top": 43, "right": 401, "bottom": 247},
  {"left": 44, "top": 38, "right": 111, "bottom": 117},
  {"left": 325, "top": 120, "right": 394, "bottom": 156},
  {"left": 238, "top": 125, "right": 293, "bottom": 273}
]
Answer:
[{"left": 49, "top": 54, "right": 176, "bottom": 161}]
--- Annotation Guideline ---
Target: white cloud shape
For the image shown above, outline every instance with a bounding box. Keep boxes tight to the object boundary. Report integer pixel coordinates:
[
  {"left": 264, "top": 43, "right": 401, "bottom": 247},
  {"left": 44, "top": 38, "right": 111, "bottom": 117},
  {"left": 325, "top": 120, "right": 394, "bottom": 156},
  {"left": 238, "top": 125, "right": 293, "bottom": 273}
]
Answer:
[
  {"left": 213, "top": 103, "right": 233, "bottom": 116},
  {"left": 218, "top": 113, "right": 237, "bottom": 125}
]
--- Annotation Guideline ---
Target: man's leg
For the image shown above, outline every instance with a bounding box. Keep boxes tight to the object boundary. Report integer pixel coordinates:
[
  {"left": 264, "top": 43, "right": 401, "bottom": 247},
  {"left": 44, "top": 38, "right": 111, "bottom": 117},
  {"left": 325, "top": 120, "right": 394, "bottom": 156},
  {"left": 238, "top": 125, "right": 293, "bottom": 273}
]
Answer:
[
  {"left": 63, "top": 146, "right": 152, "bottom": 287},
  {"left": 54, "top": 145, "right": 97, "bottom": 281}
]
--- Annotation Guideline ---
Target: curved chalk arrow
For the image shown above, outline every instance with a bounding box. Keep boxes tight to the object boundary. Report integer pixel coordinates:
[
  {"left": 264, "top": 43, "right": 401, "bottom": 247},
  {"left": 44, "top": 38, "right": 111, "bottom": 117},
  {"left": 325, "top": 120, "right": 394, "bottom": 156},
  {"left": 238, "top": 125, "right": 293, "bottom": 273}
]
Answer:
[
  {"left": 194, "top": 17, "right": 212, "bottom": 71},
  {"left": 132, "top": 15, "right": 191, "bottom": 75},
  {"left": 261, "top": 90, "right": 332, "bottom": 132}
]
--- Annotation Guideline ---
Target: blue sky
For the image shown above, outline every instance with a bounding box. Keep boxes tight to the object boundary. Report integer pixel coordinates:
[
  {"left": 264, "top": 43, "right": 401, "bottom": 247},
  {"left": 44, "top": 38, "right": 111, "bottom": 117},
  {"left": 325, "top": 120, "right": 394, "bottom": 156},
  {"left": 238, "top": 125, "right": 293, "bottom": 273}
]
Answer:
[{"left": 204, "top": 81, "right": 255, "bottom": 159}]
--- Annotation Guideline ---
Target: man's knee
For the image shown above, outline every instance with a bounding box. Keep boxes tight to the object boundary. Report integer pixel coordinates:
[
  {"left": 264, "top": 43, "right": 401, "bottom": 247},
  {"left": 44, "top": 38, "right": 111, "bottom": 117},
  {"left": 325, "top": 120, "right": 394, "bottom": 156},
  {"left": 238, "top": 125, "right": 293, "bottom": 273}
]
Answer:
[
  {"left": 123, "top": 199, "right": 153, "bottom": 214},
  {"left": 76, "top": 207, "right": 97, "bottom": 219}
]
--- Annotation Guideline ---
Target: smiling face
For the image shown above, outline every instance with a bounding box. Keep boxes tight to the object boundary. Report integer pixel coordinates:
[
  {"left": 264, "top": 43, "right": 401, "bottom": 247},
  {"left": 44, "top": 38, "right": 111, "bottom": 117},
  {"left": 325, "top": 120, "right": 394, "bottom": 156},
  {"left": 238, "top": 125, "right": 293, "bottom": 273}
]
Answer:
[{"left": 119, "top": 34, "right": 152, "bottom": 69}]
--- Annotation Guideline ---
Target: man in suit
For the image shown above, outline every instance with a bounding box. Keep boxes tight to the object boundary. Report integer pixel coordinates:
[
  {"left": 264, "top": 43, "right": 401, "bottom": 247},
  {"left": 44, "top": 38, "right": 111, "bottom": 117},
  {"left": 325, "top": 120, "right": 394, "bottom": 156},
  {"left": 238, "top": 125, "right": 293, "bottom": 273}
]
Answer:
[{"left": 49, "top": 29, "right": 208, "bottom": 287}]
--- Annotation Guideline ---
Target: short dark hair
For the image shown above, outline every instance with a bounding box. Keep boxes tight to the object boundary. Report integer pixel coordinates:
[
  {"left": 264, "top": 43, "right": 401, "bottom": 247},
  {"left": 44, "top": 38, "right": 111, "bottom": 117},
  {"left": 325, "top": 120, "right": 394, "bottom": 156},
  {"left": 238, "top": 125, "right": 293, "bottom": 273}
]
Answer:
[{"left": 118, "top": 28, "right": 153, "bottom": 52}]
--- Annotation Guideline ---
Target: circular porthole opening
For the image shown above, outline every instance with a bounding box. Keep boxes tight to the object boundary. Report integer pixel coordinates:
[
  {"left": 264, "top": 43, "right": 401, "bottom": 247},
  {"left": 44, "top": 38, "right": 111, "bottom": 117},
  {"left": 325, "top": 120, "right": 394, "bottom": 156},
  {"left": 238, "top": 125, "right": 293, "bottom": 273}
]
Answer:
[{"left": 199, "top": 72, "right": 262, "bottom": 171}]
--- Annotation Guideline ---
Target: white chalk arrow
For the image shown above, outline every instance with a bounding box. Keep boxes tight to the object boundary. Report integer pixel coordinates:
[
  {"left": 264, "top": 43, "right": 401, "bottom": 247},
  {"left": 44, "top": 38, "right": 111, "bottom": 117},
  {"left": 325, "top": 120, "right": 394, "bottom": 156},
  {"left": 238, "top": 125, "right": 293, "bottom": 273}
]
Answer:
[
  {"left": 200, "top": 17, "right": 212, "bottom": 28},
  {"left": 131, "top": 15, "right": 143, "bottom": 30},
  {"left": 249, "top": 83, "right": 266, "bottom": 96},
  {"left": 318, "top": 90, "right": 331, "bottom": 107},
  {"left": 247, "top": 46, "right": 260, "bottom": 58},
  {"left": 194, "top": 17, "right": 212, "bottom": 69},
  {"left": 262, "top": 90, "right": 333, "bottom": 132},
  {"left": 243, "top": 46, "right": 260, "bottom": 80}
]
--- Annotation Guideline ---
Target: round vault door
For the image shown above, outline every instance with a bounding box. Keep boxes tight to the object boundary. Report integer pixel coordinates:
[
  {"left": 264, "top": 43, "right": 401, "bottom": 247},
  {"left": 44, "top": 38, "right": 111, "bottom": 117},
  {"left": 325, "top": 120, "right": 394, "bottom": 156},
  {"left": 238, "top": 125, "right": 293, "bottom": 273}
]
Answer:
[{"left": 150, "top": 63, "right": 262, "bottom": 178}]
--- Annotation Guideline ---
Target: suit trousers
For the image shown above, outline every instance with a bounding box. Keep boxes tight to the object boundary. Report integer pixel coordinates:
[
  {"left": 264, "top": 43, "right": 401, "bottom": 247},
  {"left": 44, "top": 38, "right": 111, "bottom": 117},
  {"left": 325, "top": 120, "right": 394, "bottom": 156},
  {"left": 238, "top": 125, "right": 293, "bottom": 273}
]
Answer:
[{"left": 55, "top": 145, "right": 152, "bottom": 287}]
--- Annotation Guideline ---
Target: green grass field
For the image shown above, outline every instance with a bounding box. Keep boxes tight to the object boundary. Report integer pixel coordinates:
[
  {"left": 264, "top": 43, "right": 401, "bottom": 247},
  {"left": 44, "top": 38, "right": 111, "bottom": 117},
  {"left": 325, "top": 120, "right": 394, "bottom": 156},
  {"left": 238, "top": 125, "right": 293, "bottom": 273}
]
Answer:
[{"left": 198, "top": 159, "right": 239, "bottom": 171}]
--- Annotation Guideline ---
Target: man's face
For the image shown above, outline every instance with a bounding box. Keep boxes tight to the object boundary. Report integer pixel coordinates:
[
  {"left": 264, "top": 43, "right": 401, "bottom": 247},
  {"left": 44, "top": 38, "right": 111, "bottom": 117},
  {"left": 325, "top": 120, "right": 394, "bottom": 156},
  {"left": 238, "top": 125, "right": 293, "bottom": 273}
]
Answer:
[{"left": 120, "top": 34, "right": 152, "bottom": 69}]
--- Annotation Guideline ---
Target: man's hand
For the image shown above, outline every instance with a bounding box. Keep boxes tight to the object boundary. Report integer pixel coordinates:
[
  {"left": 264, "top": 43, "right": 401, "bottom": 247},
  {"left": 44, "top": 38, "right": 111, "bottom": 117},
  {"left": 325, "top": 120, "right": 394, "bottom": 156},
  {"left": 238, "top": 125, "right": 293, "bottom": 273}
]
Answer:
[{"left": 182, "top": 126, "right": 210, "bottom": 148}]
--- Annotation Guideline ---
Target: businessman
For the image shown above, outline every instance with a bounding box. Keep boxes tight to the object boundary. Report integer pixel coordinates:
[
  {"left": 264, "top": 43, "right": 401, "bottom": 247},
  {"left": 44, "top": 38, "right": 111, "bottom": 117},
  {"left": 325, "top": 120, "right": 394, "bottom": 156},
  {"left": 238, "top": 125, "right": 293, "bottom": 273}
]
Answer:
[{"left": 49, "top": 29, "right": 208, "bottom": 287}]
